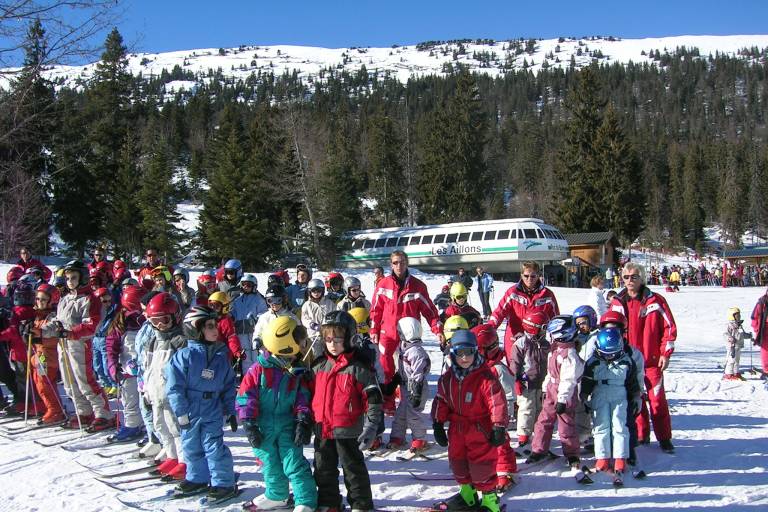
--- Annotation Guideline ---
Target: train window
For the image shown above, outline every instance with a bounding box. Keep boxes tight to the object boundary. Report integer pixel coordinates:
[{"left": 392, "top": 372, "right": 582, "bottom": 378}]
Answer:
[
  {"left": 446, "top": 233, "right": 458, "bottom": 243},
  {"left": 557, "top": 232, "right": 565, "bottom": 240},
  {"left": 508, "top": 229, "right": 517, "bottom": 238},
  {"left": 497, "top": 230, "right": 509, "bottom": 239},
  {"left": 363, "top": 239, "right": 375, "bottom": 249},
  {"left": 374, "top": 238, "right": 387, "bottom": 248},
  {"left": 350, "top": 240, "right": 361, "bottom": 250},
  {"left": 536, "top": 229, "right": 545, "bottom": 238},
  {"left": 545, "top": 230, "right": 555, "bottom": 238},
  {"left": 523, "top": 229, "right": 537, "bottom": 238},
  {"left": 471, "top": 232, "right": 483, "bottom": 241},
  {"left": 398, "top": 237, "right": 410, "bottom": 246},
  {"left": 458, "top": 232, "right": 470, "bottom": 242},
  {"left": 410, "top": 236, "right": 421, "bottom": 245},
  {"left": 386, "top": 238, "right": 398, "bottom": 247},
  {"left": 484, "top": 231, "right": 496, "bottom": 240},
  {"left": 434, "top": 234, "right": 445, "bottom": 243},
  {"left": 422, "top": 235, "right": 433, "bottom": 244}
]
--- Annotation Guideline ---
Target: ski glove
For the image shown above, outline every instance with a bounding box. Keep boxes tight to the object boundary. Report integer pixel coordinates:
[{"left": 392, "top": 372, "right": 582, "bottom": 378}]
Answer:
[
  {"left": 555, "top": 402, "right": 566, "bottom": 415},
  {"left": 631, "top": 398, "right": 642, "bottom": 418},
  {"left": 433, "top": 422, "right": 448, "bottom": 447},
  {"left": 178, "top": 414, "right": 190, "bottom": 430},
  {"left": 243, "top": 419, "right": 263, "bottom": 448},
  {"left": 489, "top": 425, "right": 506, "bottom": 447},
  {"left": 227, "top": 414, "right": 238, "bottom": 433},
  {"left": 408, "top": 379, "right": 423, "bottom": 408},
  {"left": 357, "top": 422, "right": 379, "bottom": 451},
  {"left": 294, "top": 414, "right": 312, "bottom": 446}
]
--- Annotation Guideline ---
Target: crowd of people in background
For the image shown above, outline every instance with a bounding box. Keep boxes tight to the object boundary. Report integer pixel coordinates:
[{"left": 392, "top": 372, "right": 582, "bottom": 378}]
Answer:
[{"left": 1, "top": 246, "right": 767, "bottom": 511}]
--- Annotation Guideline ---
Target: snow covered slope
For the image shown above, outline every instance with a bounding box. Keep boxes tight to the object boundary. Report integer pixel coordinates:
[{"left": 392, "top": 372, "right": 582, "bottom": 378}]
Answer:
[
  {"left": 1, "top": 267, "right": 767, "bottom": 511},
  {"left": 3, "top": 35, "right": 768, "bottom": 91}
]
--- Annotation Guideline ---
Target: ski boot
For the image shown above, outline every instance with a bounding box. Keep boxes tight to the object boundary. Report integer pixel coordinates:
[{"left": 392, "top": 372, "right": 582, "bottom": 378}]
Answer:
[
  {"left": 154, "top": 457, "right": 179, "bottom": 476},
  {"left": 86, "top": 416, "right": 115, "bottom": 433},
  {"left": 139, "top": 436, "right": 163, "bottom": 459},
  {"left": 207, "top": 485, "right": 239, "bottom": 505},
  {"left": 108, "top": 425, "right": 143, "bottom": 443},
  {"left": 659, "top": 439, "right": 675, "bottom": 453},
  {"left": 432, "top": 483, "right": 477, "bottom": 510},
  {"left": 242, "top": 493, "right": 291, "bottom": 510},
  {"left": 37, "top": 411, "right": 66, "bottom": 426},
  {"left": 164, "top": 462, "right": 187, "bottom": 481},
  {"left": 496, "top": 473, "right": 516, "bottom": 493},
  {"left": 174, "top": 479, "right": 208, "bottom": 498},
  {"left": 386, "top": 437, "right": 404, "bottom": 450},
  {"left": 525, "top": 451, "right": 546, "bottom": 464},
  {"left": 62, "top": 414, "right": 94, "bottom": 429},
  {"left": 480, "top": 492, "right": 500, "bottom": 512},
  {"left": 567, "top": 456, "right": 581, "bottom": 469}
]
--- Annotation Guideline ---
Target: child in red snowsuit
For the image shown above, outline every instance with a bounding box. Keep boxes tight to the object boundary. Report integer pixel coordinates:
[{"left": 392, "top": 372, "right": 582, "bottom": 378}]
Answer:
[
  {"left": 431, "top": 329, "right": 508, "bottom": 512},
  {"left": 30, "top": 284, "right": 65, "bottom": 424}
]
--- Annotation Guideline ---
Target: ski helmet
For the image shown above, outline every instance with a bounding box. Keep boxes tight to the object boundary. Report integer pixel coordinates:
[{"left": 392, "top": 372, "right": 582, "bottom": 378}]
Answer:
[
  {"left": 223, "top": 259, "right": 243, "bottom": 281},
  {"left": 522, "top": 311, "right": 548, "bottom": 336},
  {"left": 326, "top": 272, "right": 343, "bottom": 290},
  {"left": 172, "top": 267, "right": 189, "bottom": 283},
  {"left": 265, "top": 285, "right": 287, "bottom": 307},
  {"left": 13, "top": 276, "right": 36, "bottom": 306},
  {"left": 344, "top": 276, "right": 362, "bottom": 295},
  {"left": 348, "top": 307, "right": 370, "bottom": 334},
  {"left": 93, "top": 287, "right": 111, "bottom": 299},
  {"left": 595, "top": 327, "right": 624, "bottom": 361},
  {"left": 112, "top": 259, "right": 127, "bottom": 275},
  {"left": 441, "top": 285, "right": 450, "bottom": 294},
  {"left": 295, "top": 263, "right": 311, "bottom": 280},
  {"left": 307, "top": 278, "right": 325, "bottom": 297},
  {"left": 472, "top": 324, "right": 500, "bottom": 359},
  {"left": 239, "top": 273, "right": 258, "bottom": 289},
  {"left": 88, "top": 267, "right": 106, "bottom": 288},
  {"left": 36, "top": 283, "right": 61, "bottom": 306},
  {"left": 122, "top": 277, "right": 140, "bottom": 287},
  {"left": 546, "top": 315, "right": 578, "bottom": 344},
  {"left": 397, "top": 316, "right": 422, "bottom": 342},
  {"left": 95, "top": 261, "right": 112, "bottom": 281},
  {"left": 573, "top": 305, "right": 598, "bottom": 331},
  {"left": 6, "top": 265, "right": 25, "bottom": 284},
  {"left": 727, "top": 307, "right": 741, "bottom": 322},
  {"left": 267, "top": 273, "right": 283, "bottom": 289},
  {"left": 598, "top": 310, "right": 626, "bottom": 330},
  {"left": 443, "top": 314, "right": 469, "bottom": 341},
  {"left": 151, "top": 265, "right": 172, "bottom": 284},
  {"left": 197, "top": 272, "right": 216, "bottom": 293},
  {"left": 208, "top": 291, "right": 232, "bottom": 314},
  {"left": 120, "top": 285, "right": 145, "bottom": 313},
  {"left": 62, "top": 260, "right": 87, "bottom": 286},
  {"left": 145, "top": 292, "right": 181, "bottom": 327},
  {"left": 263, "top": 316, "right": 306, "bottom": 357},
  {"left": 450, "top": 282, "right": 468, "bottom": 301},
  {"left": 321, "top": 310, "right": 357, "bottom": 351},
  {"left": 26, "top": 266, "right": 44, "bottom": 279},
  {"left": 182, "top": 305, "right": 219, "bottom": 340},
  {"left": 449, "top": 330, "right": 478, "bottom": 360}
]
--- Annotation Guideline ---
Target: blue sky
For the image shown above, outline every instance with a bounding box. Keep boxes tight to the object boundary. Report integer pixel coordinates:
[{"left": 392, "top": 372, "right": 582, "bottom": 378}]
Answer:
[{"left": 114, "top": 0, "right": 767, "bottom": 54}]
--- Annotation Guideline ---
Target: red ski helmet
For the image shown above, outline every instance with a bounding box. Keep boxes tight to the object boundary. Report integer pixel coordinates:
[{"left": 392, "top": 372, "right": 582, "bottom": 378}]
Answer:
[
  {"left": 522, "top": 311, "right": 548, "bottom": 336},
  {"left": 145, "top": 292, "right": 181, "bottom": 327},
  {"left": 599, "top": 310, "right": 627, "bottom": 329},
  {"left": 36, "top": 283, "right": 61, "bottom": 306},
  {"left": 120, "top": 285, "right": 145, "bottom": 313}
]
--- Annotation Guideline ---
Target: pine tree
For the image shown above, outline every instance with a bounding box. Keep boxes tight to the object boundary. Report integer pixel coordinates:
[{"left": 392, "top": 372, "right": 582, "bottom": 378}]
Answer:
[
  {"left": 681, "top": 147, "right": 705, "bottom": 248},
  {"left": 367, "top": 111, "right": 404, "bottom": 226},
  {"left": 718, "top": 143, "right": 746, "bottom": 248},
  {"left": 552, "top": 64, "right": 606, "bottom": 233},
  {"left": 747, "top": 143, "right": 768, "bottom": 240},
  {"left": 594, "top": 105, "right": 644, "bottom": 245},
  {"left": 137, "top": 139, "right": 179, "bottom": 257},
  {"left": 105, "top": 132, "right": 143, "bottom": 259}
]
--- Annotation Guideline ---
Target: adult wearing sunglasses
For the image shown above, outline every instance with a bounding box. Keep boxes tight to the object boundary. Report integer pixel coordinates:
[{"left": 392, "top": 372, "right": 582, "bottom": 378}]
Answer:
[
  {"left": 136, "top": 248, "right": 174, "bottom": 291},
  {"left": 608, "top": 261, "right": 677, "bottom": 454},
  {"left": 487, "top": 261, "right": 559, "bottom": 367}
]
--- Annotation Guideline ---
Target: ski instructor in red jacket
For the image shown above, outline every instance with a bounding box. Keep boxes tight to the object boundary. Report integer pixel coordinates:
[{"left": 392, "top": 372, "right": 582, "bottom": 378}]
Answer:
[
  {"left": 610, "top": 261, "right": 677, "bottom": 453},
  {"left": 370, "top": 250, "right": 443, "bottom": 413},
  {"left": 487, "top": 260, "right": 559, "bottom": 367}
]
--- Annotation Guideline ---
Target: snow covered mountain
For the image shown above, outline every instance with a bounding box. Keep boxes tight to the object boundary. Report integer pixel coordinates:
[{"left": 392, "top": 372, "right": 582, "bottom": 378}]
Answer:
[{"left": 12, "top": 34, "right": 768, "bottom": 92}]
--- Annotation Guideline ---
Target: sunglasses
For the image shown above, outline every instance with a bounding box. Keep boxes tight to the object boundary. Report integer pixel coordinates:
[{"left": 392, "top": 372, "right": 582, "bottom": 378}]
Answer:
[
  {"left": 454, "top": 347, "right": 477, "bottom": 358},
  {"left": 522, "top": 273, "right": 539, "bottom": 279},
  {"left": 622, "top": 275, "right": 640, "bottom": 281},
  {"left": 324, "top": 336, "right": 345, "bottom": 345},
  {"left": 148, "top": 315, "right": 171, "bottom": 327}
]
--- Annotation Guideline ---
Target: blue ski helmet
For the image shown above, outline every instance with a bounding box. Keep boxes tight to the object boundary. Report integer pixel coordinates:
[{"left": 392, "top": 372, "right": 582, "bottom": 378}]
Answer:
[
  {"left": 573, "top": 305, "right": 597, "bottom": 331},
  {"left": 223, "top": 259, "right": 243, "bottom": 281},
  {"left": 546, "top": 315, "right": 578, "bottom": 344},
  {"left": 596, "top": 327, "right": 624, "bottom": 361}
]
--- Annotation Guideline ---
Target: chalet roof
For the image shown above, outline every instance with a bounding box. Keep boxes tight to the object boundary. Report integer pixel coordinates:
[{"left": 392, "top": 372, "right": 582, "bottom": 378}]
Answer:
[{"left": 564, "top": 231, "right": 616, "bottom": 246}]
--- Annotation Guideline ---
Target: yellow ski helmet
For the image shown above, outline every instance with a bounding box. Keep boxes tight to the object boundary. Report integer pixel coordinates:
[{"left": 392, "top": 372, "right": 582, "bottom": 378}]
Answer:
[
  {"left": 263, "top": 316, "right": 307, "bottom": 357},
  {"left": 450, "top": 282, "right": 468, "bottom": 301},
  {"left": 348, "top": 307, "right": 370, "bottom": 334},
  {"left": 444, "top": 314, "right": 469, "bottom": 341},
  {"left": 727, "top": 307, "right": 741, "bottom": 321},
  {"left": 207, "top": 291, "right": 232, "bottom": 314}
]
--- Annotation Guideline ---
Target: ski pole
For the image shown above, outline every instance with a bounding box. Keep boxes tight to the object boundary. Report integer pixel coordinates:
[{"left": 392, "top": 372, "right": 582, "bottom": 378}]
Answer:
[
  {"left": 59, "top": 337, "right": 84, "bottom": 434},
  {"left": 23, "top": 331, "right": 33, "bottom": 424}
]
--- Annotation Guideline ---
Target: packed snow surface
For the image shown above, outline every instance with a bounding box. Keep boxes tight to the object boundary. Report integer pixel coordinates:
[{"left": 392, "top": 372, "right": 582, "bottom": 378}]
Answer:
[{"left": 1, "top": 266, "right": 767, "bottom": 511}]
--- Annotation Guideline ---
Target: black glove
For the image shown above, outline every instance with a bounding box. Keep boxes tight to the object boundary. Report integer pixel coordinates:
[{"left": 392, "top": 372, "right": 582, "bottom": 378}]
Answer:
[
  {"left": 408, "top": 379, "right": 423, "bottom": 408},
  {"left": 489, "top": 425, "right": 506, "bottom": 447},
  {"left": 631, "top": 398, "right": 642, "bottom": 418},
  {"left": 433, "top": 422, "right": 448, "bottom": 447},
  {"left": 409, "top": 392, "right": 422, "bottom": 409},
  {"left": 227, "top": 414, "right": 238, "bottom": 433},
  {"left": 555, "top": 402, "right": 566, "bottom": 415},
  {"left": 357, "top": 421, "right": 379, "bottom": 451},
  {"left": 243, "top": 419, "right": 263, "bottom": 448},
  {"left": 294, "top": 415, "right": 312, "bottom": 446}
]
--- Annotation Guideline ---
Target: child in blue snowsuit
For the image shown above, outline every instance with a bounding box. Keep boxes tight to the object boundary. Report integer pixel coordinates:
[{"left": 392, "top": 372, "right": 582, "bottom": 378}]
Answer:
[
  {"left": 580, "top": 327, "right": 641, "bottom": 476},
  {"left": 237, "top": 316, "right": 317, "bottom": 512},
  {"left": 166, "top": 306, "right": 238, "bottom": 500}
]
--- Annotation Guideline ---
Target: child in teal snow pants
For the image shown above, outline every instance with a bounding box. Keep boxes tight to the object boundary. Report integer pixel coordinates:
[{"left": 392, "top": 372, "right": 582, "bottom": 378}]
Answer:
[{"left": 237, "top": 316, "right": 317, "bottom": 512}]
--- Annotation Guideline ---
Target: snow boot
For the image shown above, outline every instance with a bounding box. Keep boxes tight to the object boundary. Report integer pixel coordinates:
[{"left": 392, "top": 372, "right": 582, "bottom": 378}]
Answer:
[
  {"left": 659, "top": 439, "right": 675, "bottom": 453},
  {"left": 86, "top": 416, "right": 116, "bottom": 433},
  {"left": 480, "top": 492, "right": 500, "bottom": 512},
  {"left": 174, "top": 479, "right": 208, "bottom": 497},
  {"left": 246, "top": 494, "right": 290, "bottom": 510}
]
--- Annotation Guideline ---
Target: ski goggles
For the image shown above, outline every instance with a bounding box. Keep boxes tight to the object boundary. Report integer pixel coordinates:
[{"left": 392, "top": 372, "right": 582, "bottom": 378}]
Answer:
[
  {"left": 266, "top": 296, "right": 283, "bottom": 306},
  {"left": 148, "top": 315, "right": 172, "bottom": 327},
  {"left": 324, "top": 336, "right": 345, "bottom": 345},
  {"left": 452, "top": 346, "right": 477, "bottom": 358},
  {"left": 454, "top": 295, "right": 467, "bottom": 301}
]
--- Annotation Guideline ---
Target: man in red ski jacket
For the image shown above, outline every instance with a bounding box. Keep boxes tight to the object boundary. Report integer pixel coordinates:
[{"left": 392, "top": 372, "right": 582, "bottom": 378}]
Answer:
[
  {"left": 16, "top": 247, "right": 52, "bottom": 282},
  {"left": 487, "top": 261, "right": 559, "bottom": 366},
  {"left": 370, "top": 251, "right": 442, "bottom": 412},
  {"left": 610, "top": 261, "right": 677, "bottom": 453}
]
